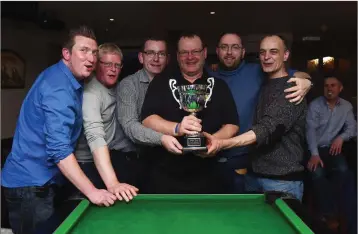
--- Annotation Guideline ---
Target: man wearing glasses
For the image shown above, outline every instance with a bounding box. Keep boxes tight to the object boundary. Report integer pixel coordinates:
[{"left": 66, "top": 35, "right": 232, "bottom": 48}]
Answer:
[
  {"left": 116, "top": 36, "right": 180, "bottom": 193},
  {"left": 140, "top": 32, "right": 239, "bottom": 193},
  {"left": 207, "top": 32, "right": 313, "bottom": 193},
  {"left": 75, "top": 43, "right": 138, "bottom": 202}
]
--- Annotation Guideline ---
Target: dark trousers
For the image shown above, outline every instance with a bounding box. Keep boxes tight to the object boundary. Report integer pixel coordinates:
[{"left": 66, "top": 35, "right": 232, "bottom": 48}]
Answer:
[
  {"left": 217, "top": 154, "right": 249, "bottom": 194},
  {"left": 110, "top": 150, "right": 144, "bottom": 188},
  {"left": 3, "top": 184, "right": 58, "bottom": 234},
  {"left": 310, "top": 147, "right": 350, "bottom": 216}
]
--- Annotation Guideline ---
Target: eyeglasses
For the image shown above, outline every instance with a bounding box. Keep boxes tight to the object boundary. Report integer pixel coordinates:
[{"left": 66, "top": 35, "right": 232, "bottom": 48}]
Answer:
[
  {"left": 99, "top": 61, "right": 123, "bottom": 69},
  {"left": 218, "top": 44, "right": 242, "bottom": 52},
  {"left": 178, "top": 48, "right": 204, "bottom": 57},
  {"left": 143, "top": 50, "right": 167, "bottom": 58}
]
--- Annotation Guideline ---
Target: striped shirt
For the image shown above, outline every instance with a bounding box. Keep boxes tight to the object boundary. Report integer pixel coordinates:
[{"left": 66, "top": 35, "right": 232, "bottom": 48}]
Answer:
[{"left": 116, "top": 69, "right": 163, "bottom": 147}]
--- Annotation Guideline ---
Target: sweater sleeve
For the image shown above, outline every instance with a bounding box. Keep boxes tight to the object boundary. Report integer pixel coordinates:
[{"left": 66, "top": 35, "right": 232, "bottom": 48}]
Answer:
[{"left": 252, "top": 93, "right": 306, "bottom": 147}]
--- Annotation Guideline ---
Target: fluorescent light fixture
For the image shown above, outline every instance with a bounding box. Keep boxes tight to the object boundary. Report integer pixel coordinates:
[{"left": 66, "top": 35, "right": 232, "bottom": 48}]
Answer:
[
  {"left": 210, "top": 12, "right": 215, "bottom": 15},
  {"left": 109, "top": 18, "right": 114, "bottom": 21}
]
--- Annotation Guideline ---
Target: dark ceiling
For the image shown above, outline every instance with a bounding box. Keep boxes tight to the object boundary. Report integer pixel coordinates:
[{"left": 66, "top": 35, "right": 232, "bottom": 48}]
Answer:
[{"left": 2, "top": 1, "right": 357, "bottom": 42}]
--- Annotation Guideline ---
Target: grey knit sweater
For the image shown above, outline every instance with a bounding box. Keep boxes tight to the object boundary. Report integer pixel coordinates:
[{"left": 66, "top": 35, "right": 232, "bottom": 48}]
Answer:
[{"left": 250, "top": 76, "right": 307, "bottom": 180}]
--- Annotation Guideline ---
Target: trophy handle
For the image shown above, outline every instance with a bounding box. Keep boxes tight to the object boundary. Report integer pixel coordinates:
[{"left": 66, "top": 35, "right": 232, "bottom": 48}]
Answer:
[
  {"left": 169, "top": 79, "right": 182, "bottom": 109},
  {"left": 205, "top": 77, "right": 215, "bottom": 108}
]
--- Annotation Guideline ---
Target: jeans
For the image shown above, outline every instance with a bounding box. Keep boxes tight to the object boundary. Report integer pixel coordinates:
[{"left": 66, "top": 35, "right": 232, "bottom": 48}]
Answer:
[
  {"left": 245, "top": 174, "right": 304, "bottom": 201},
  {"left": 3, "top": 185, "right": 57, "bottom": 234},
  {"left": 217, "top": 154, "right": 248, "bottom": 193},
  {"left": 310, "top": 147, "right": 349, "bottom": 216}
]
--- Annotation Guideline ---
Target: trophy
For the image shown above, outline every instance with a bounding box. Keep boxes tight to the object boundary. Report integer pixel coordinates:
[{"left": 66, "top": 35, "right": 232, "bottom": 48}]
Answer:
[{"left": 169, "top": 77, "right": 214, "bottom": 153}]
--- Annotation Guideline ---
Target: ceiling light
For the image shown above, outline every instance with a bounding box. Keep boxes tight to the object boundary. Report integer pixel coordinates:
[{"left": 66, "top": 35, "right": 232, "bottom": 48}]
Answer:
[
  {"left": 109, "top": 18, "right": 114, "bottom": 22},
  {"left": 210, "top": 12, "right": 215, "bottom": 15}
]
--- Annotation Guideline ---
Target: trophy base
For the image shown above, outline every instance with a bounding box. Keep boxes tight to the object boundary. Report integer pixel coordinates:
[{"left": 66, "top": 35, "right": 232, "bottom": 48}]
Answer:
[
  {"left": 180, "top": 134, "right": 207, "bottom": 154},
  {"left": 182, "top": 146, "right": 208, "bottom": 154}
]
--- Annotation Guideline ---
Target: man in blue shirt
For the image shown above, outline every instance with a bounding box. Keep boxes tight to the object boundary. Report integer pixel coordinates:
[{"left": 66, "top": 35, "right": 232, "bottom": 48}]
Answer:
[
  {"left": 306, "top": 76, "right": 356, "bottom": 223},
  {"left": 1, "top": 26, "right": 117, "bottom": 234},
  {"left": 207, "top": 32, "right": 312, "bottom": 193}
]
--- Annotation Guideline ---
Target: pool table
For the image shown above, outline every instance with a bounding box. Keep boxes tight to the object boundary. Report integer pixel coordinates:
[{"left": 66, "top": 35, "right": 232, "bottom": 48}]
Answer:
[{"left": 53, "top": 194, "right": 316, "bottom": 234}]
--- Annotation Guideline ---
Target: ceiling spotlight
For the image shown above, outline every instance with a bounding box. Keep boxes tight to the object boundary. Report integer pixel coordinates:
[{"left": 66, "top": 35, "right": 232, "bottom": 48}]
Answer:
[
  {"left": 210, "top": 12, "right": 215, "bottom": 15},
  {"left": 109, "top": 18, "right": 114, "bottom": 22}
]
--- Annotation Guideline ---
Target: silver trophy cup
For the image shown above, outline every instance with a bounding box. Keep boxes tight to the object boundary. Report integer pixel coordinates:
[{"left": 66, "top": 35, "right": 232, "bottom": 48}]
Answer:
[{"left": 169, "top": 78, "right": 214, "bottom": 153}]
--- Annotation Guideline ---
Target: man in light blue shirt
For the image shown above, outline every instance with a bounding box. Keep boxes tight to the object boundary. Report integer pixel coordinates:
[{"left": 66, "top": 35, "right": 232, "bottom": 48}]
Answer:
[
  {"left": 1, "top": 26, "right": 117, "bottom": 234},
  {"left": 306, "top": 76, "right": 356, "bottom": 222}
]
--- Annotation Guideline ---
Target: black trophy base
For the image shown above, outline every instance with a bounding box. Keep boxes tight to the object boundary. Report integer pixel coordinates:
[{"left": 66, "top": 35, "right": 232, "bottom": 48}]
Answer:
[{"left": 181, "top": 134, "right": 207, "bottom": 154}]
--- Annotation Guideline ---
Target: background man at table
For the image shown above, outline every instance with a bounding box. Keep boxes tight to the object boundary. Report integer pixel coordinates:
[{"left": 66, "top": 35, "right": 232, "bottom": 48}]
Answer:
[{"left": 306, "top": 76, "right": 357, "bottom": 227}]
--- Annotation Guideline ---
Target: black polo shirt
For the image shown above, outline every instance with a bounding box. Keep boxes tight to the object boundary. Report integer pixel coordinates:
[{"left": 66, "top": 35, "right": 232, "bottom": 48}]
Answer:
[{"left": 141, "top": 69, "right": 239, "bottom": 193}]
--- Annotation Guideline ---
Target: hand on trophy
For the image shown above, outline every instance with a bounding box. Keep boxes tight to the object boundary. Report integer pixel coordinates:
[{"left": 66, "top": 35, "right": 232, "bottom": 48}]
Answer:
[
  {"left": 161, "top": 135, "right": 183, "bottom": 155},
  {"left": 203, "top": 132, "right": 224, "bottom": 156},
  {"left": 178, "top": 115, "right": 202, "bottom": 136}
]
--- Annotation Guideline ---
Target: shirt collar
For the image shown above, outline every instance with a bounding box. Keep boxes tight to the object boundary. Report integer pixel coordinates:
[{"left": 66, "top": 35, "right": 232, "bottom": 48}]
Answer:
[
  {"left": 58, "top": 59, "right": 83, "bottom": 90},
  {"left": 323, "top": 96, "right": 341, "bottom": 106},
  {"left": 139, "top": 69, "right": 151, "bottom": 83},
  {"left": 90, "top": 75, "right": 115, "bottom": 96}
]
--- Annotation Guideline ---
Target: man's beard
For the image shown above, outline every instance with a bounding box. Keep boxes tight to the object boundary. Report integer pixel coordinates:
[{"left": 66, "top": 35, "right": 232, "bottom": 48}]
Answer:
[{"left": 219, "top": 57, "right": 242, "bottom": 71}]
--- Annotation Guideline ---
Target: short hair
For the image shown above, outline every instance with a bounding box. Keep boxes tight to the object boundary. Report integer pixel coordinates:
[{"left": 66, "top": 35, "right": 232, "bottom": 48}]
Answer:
[
  {"left": 98, "top": 43, "right": 123, "bottom": 61},
  {"left": 141, "top": 35, "right": 168, "bottom": 52},
  {"left": 62, "top": 25, "right": 97, "bottom": 51},
  {"left": 261, "top": 34, "right": 290, "bottom": 51},
  {"left": 176, "top": 31, "right": 206, "bottom": 51},
  {"left": 324, "top": 76, "right": 343, "bottom": 86},
  {"left": 217, "top": 32, "right": 244, "bottom": 47}
]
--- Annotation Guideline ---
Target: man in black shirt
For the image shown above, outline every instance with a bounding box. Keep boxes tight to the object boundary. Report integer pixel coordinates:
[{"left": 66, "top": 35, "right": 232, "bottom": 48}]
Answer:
[
  {"left": 141, "top": 32, "right": 239, "bottom": 193},
  {"left": 205, "top": 35, "right": 307, "bottom": 201}
]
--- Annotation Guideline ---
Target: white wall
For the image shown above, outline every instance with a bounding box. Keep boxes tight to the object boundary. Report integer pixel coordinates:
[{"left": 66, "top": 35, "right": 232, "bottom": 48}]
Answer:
[{"left": 1, "top": 19, "right": 66, "bottom": 138}]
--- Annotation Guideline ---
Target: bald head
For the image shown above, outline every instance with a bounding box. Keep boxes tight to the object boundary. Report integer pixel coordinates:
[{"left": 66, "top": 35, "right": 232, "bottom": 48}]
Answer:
[{"left": 259, "top": 35, "right": 290, "bottom": 78}]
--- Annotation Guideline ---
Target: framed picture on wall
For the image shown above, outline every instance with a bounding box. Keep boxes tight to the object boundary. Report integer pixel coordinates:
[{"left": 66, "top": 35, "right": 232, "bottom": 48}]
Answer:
[{"left": 1, "top": 50, "right": 26, "bottom": 89}]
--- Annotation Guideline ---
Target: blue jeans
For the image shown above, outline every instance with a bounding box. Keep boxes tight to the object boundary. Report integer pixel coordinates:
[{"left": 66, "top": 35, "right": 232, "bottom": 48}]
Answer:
[
  {"left": 217, "top": 154, "right": 248, "bottom": 193},
  {"left": 310, "top": 147, "right": 350, "bottom": 216},
  {"left": 245, "top": 174, "right": 304, "bottom": 201},
  {"left": 3, "top": 185, "right": 57, "bottom": 234}
]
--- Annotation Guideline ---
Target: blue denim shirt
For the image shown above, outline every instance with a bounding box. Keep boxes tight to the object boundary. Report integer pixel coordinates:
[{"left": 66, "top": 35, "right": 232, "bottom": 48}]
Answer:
[
  {"left": 207, "top": 61, "right": 296, "bottom": 158},
  {"left": 306, "top": 96, "right": 357, "bottom": 156},
  {"left": 2, "top": 60, "right": 84, "bottom": 187}
]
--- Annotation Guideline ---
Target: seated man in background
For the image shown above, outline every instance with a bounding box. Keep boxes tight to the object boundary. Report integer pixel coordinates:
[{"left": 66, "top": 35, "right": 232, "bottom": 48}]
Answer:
[
  {"left": 1, "top": 26, "right": 116, "bottom": 234},
  {"left": 306, "top": 76, "right": 357, "bottom": 224},
  {"left": 75, "top": 43, "right": 138, "bottom": 202},
  {"left": 205, "top": 35, "right": 307, "bottom": 201}
]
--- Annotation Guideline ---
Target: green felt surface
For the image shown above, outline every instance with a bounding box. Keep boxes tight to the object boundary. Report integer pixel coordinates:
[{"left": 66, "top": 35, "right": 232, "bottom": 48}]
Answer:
[{"left": 54, "top": 194, "right": 313, "bottom": 234}]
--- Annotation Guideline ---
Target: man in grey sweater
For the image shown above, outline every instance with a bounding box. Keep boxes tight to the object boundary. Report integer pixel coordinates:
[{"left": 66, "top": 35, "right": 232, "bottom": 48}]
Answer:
[
  {"left": 75, "top": 43, "right": 138, "bottom": 202},
  {"left": 205, "top": 35, "right": 307, "bottom": 201}
]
